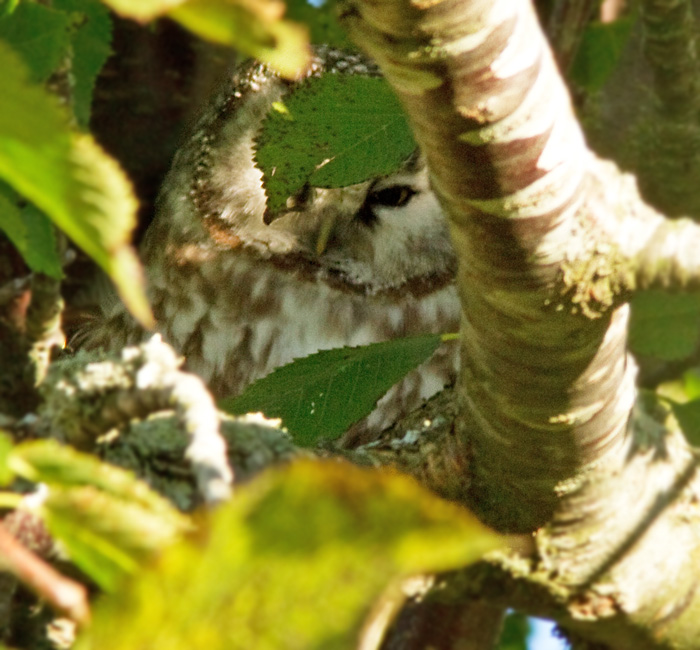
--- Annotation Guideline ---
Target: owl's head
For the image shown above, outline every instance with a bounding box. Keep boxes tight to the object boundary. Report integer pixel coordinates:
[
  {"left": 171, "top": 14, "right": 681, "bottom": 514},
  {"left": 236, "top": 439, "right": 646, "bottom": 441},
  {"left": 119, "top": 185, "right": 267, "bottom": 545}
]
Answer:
[{"left": 155, "top": 47, "right": 456, "bottom": 296}]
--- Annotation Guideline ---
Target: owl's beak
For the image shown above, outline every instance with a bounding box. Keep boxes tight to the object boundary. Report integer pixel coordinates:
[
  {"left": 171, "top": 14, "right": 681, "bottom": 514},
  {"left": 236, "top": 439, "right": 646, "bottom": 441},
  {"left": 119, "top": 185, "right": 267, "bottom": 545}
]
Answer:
[{"left": 315, "top": 213, "right": 338, "bottom": 255}]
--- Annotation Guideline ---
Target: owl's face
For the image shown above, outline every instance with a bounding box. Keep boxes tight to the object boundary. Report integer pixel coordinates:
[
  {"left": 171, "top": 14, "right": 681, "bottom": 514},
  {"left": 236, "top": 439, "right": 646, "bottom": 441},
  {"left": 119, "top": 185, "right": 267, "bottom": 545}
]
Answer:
[{"left": 160, "top": 48, "right": 456, "bottom": 297}]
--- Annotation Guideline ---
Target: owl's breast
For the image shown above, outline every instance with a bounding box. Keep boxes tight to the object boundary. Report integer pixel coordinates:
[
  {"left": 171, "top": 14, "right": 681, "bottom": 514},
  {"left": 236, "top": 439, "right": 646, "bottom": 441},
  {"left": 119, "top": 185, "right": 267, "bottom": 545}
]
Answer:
[{"left": 148, "top": 245, "right": 459, "bottom": 443}]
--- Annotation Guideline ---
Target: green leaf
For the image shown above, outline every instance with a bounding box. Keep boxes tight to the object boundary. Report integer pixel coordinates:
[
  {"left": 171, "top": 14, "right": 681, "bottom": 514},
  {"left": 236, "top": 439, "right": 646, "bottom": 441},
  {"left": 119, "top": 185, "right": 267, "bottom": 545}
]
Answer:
[
  {"left": 570, "top": 17, "right": 634, "bottom": 92},
  {"left": 97, "top": 0, "right": 185, "bottom": 21},
  {"left": 0, "top": 42, "right": 152, "bottom": 326},
  {"left": 54, "top": 0, "right": 113, "bottom": 128},
  {"left": 0, "top": 184, "right": 63, "bottom": 278},
  {"left": 497, "top": 612, "right": 530, "bottom": 650},
  {"left": 101, "top": 0, "right": 309, "bottom": 79},
  {"left": 286, "top": 0, "right": 351, "bottom": 49},
  {"left": 629, "top": 291, "right": 700, "bottom": 361},
  {"left": 78, "top": 460, "right": 501, "bottom": 650},
  {"left": 0, "top": 2, "right": 72, "bottom": 82},
  {"left": 10, "top": 440, "right": 168, "bottom": 504},
  {"left": 0, "top": 0, "right": 18, "bottom": 18},
  {"left": 43, "top": 485, "right": 188, "bottom": 590},
  {"left": 256, "top": 74, "right": 416, "bottom": 216},
  {"left": 170, "top": 0, "right": 309, "bottom": 79},
  {"left": 670, "top": 397, "right": 700, "bottom": 446},
  {"left": 8, "top": 440, "right": 190, "bottom": 590},
  {"left": 221, "top": 334, "right": 442, "bottom": 446},
  {"left": 682, "top": 368, "right": 700, "bottom": 400},
  {"left": 0, "top": 432, "right": 14, "bottom": 486}
]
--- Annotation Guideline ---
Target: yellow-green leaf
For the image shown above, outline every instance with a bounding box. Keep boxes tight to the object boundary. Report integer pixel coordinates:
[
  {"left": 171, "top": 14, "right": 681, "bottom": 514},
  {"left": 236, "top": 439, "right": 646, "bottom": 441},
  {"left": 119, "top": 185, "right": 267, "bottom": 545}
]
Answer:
[
  {"left": 77, "top": 460, "right": 500, "bottom": 650},
  {"left": 101, "top": 0, "right": 309, "bottom": 78},
  {"left": 0, "top": 432, "right": 13, "bottom": 486},
  {"left": 0, "top": 41, "right": 152, "bottom": 326},
  {"left": 8, "top": 440, "right": 190, "bottom": 590}
]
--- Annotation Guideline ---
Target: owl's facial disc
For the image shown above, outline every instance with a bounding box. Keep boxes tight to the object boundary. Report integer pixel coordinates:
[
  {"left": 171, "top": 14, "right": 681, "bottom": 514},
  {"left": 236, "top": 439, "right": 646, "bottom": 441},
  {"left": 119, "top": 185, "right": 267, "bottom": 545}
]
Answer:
[{"left": 261, "top": 163, "right": 456, "bottom": 295}]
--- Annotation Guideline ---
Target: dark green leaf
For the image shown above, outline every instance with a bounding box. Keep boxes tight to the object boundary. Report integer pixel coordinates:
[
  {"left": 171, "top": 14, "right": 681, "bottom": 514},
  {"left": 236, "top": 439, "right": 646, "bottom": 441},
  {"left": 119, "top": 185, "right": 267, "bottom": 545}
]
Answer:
[
  {"left": 0, "top": 2, "right": 72, "bottom": 82},
  {"left": 671, "top": 399, "right": 700, "bottom": 446},
  {"left": 286, "top": 0, "right": 352, "bottom": 48},
  {"left": 570, "top": 17, "right": 634, "bottom": 92},
  {"left": 78, "top": 460, "right": 501, "bottom": 650},
  {"left": 256, "top": 74, "right": 416, "bottom": 216},
  {"left": 629, "top": 291, "right": 700, "bottom": 361},
  {"left": 221, "top": 334, "right": 442, "bottom": 445},
  {"left": 0, "top": 184, "right": 62, "bottom": 278},
  {"left": 54, "top": 0, "right": 113, "bottom": 127},
  {"left": 497, "top": 612, "right": 530, "bottom": 650}
]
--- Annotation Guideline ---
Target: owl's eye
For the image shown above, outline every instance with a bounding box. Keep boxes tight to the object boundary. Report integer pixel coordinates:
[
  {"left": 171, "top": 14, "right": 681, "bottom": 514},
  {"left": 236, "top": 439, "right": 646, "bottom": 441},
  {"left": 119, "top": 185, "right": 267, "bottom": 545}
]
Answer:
[
  {"left": 368, "top": 185, "right": 417, "bottom": 208},
  {"left": 356, "top": 184, "right": 418, "bottom": 227}
]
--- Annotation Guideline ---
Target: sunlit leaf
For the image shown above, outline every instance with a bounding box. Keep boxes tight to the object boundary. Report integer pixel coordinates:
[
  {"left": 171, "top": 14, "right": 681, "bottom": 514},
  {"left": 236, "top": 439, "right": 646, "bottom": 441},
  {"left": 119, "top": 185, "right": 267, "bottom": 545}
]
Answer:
[
  {"left": 8, "top": 440, "right": 190, "bottom": 590},
  {"left": 0, "top": 42, "right": 151, "bottom": 325},
  {"left": 256, "top": 74, "right": 416, "bottom": 216},
  {"left": 221, "top": 334, "right": 444, "bottom": 446},
  {"left": 171, "top": 0, "right": 309, "bottom": 79},
  {"left": 98, "top": 0, "right": 184, "bottom": 20},
  {"left": 78, "top": 460, "right": 501, "bottom": 650},
  {"left": 101, "top": 0, "right": 309, "bottom": 79},
  {"left": 0, "top": 432, "right": 14, "bottom": 486},
  {"left": 0, "top": 0, "right": 18, "bottom": 18},
  {"left": 629, "top": 291, "right": 700, "bottom": 361},
  {"left": 682, "top": 368, "right": 700, "bottom": 400},
  {"left": 44, "top": 485, "right": 188, "bottom": 590}
]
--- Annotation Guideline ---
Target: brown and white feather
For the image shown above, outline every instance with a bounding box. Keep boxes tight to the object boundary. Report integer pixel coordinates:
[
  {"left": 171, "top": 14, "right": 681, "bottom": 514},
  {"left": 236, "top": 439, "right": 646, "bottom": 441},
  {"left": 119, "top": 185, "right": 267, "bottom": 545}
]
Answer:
[{"left": 82, "top": 47, "right": 460, "bottom": 447}]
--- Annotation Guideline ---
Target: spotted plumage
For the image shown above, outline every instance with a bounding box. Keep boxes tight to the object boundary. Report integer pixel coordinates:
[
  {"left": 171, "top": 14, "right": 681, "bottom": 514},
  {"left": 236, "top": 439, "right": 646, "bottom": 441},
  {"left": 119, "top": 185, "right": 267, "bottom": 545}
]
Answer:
[{"left": 86, "top": 47, "right": 460, "bottom": 446}]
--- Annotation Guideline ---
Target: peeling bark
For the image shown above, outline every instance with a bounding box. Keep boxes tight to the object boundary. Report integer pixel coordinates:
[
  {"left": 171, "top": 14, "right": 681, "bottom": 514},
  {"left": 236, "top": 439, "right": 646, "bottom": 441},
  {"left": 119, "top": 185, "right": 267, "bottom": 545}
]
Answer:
[{"left": 337, "top": 0, "right": 700, "bottom": 648}]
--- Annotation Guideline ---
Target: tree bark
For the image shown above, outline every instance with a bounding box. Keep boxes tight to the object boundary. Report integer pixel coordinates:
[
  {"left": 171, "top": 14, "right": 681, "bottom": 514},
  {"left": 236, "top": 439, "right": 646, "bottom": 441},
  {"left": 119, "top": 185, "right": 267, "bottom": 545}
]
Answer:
[{"left": 338, "top": 0, "right": 700, "bottom": 648}]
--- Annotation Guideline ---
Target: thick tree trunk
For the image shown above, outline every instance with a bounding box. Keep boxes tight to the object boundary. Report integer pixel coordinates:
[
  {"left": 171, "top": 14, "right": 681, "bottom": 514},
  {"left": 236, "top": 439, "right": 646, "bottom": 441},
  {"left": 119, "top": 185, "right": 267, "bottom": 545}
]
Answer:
[{"left": 339, "top": 0, "right": 700, "bottom": 648}]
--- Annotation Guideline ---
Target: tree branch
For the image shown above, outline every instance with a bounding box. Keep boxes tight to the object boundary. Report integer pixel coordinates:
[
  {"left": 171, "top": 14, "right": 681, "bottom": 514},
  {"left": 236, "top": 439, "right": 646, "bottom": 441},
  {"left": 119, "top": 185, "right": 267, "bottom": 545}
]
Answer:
[{"left": 339, "top": 1, "right": 700, "bottom": 647}]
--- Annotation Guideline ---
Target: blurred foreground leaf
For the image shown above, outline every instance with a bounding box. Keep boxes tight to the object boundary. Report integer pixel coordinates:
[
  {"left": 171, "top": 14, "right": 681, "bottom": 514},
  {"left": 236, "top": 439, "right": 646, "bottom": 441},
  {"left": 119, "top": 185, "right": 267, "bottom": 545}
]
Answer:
[
  {"left": 221, "top": 334, "right": 444, "bottom": 445},
  {"left": 101, "top": 0, "right": 309, "bottom": 78},
  {"left": 6, "top": 440, "right": 190, "bottom": 590},
  {"left": 0, "top": 42, "right": 151, "bottom": 326},
  {"left": 0, "top": 432, "right": 13, "bottom": 486},
  {"left": 77, "top": 460, "right": 501, "bottom": 650}
]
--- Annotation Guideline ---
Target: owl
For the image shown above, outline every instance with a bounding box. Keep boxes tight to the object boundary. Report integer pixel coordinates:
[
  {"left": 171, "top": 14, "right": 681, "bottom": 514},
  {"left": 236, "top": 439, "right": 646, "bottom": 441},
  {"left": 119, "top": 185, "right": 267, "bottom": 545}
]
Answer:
[{"left": 87, "top": 47, "right": 460, "bottom": 447}]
